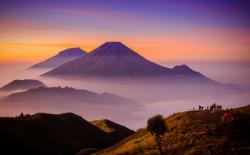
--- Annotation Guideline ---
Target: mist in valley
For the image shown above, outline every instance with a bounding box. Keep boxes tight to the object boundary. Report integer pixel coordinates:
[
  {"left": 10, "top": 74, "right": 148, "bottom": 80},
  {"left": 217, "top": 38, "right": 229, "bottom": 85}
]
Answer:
[{"left": 0, "top": 62, "right": 249, "bottom": 129}]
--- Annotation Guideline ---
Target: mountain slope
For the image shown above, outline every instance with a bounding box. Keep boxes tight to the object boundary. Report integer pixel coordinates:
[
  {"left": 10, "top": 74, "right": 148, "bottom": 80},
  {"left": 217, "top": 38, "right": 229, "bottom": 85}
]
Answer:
[
  {"left": 91, "top": 119, "right": 135, "bottom": 143},
  {"left": 75, "top": 120, "right": 135, "bottom": 155},
  {"left": 0, "top": 79, "right": 46, "bottom": 92},
  {"left": 42, "top": 42, "right": 208, "bottom": 81},
  {"left": 0, "top": 113, "right": 113, "bottom": 155},
  {"left": 95, "top": 105, "right": 250, "bottom": 155},
  {"left": 30, "top": 47, "right": 86, "bottom": 69},
  {"left": 1, "top": 86, "right": 134, "bottom": 105}
]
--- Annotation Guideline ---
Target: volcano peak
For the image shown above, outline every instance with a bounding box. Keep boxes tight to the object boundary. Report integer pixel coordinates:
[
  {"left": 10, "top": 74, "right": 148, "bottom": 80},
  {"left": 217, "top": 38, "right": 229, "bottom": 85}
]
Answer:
[{"left": 90, "top": 41, "right": 136, "bottom": 56}]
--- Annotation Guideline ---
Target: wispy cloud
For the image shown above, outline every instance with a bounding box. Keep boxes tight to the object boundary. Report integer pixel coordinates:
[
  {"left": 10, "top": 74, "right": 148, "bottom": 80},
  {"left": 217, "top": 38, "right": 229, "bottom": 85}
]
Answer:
[{"left": 0, "top": 1, "right": 249, "bottom": 62}]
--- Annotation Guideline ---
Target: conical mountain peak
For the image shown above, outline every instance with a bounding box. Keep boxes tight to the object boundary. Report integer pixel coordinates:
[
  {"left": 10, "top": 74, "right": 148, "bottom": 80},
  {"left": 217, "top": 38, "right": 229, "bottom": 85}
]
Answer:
[
  {"left": 91, "top": 41, "right": 138, "bottom": 56},
  {"left": 102, "top": 41, "right": 126, "bottom": 47},
  {"left": 42, "top": 42, "right": 208, "bottom": 80},
  {"left": 104, "top": 41, "right": 124, "bottom": 45}
]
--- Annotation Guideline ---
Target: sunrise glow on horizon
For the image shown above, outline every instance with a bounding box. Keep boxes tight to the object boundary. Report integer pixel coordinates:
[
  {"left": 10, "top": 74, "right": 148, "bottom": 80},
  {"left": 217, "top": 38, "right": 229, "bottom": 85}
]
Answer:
[{"left": 0, "top": 0, "right": 249, "bottom": 63}]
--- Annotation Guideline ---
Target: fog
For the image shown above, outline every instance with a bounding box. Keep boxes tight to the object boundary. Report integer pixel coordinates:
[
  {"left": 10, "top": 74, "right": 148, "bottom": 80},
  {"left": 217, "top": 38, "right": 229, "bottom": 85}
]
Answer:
[
  {"left": 161, "top": 61, "right": 250, "bottom": 88},
  {"left": 0, "top": 62, "right": 249, "bottom": 129}
]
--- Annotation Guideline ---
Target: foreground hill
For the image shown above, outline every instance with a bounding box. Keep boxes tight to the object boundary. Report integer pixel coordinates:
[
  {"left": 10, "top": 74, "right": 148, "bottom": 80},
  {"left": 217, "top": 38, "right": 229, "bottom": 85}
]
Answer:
[
  {"left": 95, "top": 105, "right": 250, "bottom": 155},
  {"left": 0, "top": 79, "right": 46, "bottom": 92},
  {"left": 75, "top": 119, "right": 135, "bottom": 155},
  {"left": 0, "top": 113, "right": 112, "bottom": 155},
  {"left": 30, "top": 47, "right": 86, "bottom": 69},
  {"left": 91, "top": 119, "right": 135, "bottom": 143},
  {"left": 1, "top": 87, "right": 134, "bottom": 105}
]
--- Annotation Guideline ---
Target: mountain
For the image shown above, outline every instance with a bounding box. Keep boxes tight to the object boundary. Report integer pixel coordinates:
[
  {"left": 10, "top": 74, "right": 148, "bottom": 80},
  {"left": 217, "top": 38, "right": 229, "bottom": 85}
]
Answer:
[
  {"left": 76, "top": 119, "right": 135, "bottom": 155},
  {"left": 30, "top": 47, "right": 86, "bottom": 69},
  {"left": 42, "top": 42, "right": 208, "bottom": 81},
  {"left": 0, "top": 79, "right": 46, "bottom": 92},
  {"left": 1, "top": 86, "right": 134, "bottom": 105},
  {"left": 0, "top": 112, "right": 113, "bottom": 155},
  {"left": 40, "top": 42, "right": 243, "bottom": 101},
  {"left": 91, "top": 119, "right": 135, "bottom": 143},
  {"left": 95, "top": 105, "right": 250, "bottom": 155}
]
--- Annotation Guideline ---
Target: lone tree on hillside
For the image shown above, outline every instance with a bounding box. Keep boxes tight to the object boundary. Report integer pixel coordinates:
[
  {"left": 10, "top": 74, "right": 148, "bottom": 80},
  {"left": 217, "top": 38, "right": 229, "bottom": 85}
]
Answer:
[{"left": 147, "top": 114, "right": 167, "bottom": 155}]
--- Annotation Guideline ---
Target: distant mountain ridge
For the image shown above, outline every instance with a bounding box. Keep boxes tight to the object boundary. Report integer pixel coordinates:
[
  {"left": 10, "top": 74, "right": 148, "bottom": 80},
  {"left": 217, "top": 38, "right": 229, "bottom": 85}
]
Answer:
[
  {"left": 0, "top": 79, "right": 46, "bottom": 92},
  {"left": 1, "top": 86, "right": 135, "bottom": 105},
  {"left": 30, "top": 47, "right": 86, "bottom": 69},
  {"left": 42, "top": 42, "right": 209, "bottom": 81}
]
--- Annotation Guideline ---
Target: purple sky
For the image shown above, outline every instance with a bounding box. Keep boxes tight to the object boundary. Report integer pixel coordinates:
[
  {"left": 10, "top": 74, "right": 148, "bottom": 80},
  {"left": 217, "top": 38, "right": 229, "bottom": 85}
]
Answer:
[{"left": 1, "top": 0, "right": 249, "bottom": 62}]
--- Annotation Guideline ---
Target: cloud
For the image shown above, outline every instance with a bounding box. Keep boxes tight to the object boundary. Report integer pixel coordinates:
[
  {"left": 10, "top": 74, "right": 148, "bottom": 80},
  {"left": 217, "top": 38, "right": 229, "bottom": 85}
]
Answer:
[
  {"left": 0, "top": 5, "right": 249, "bottom": 63},
  {"left": 0, "top": 18, "right": 58, "bottom": 32}
]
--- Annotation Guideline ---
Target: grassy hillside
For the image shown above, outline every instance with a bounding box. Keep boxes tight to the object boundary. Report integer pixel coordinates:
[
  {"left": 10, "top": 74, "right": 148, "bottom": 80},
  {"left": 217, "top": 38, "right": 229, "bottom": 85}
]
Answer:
[
  {"left": 0, "top": 113, "right": 112, "bottom": 155},
  {"left": 91, "top": 119, "right": 135, "bottom": 143},
  {"left": 95, "top": 105, "right": 250, "bottom": 155},
  {"left": 75, "top": 119, "right": 135, "bottom": 155}
]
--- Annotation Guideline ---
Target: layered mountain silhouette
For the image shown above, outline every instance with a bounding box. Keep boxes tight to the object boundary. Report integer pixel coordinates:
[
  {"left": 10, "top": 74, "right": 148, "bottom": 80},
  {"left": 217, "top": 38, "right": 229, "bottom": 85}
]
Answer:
[
  {"left": 0, "top": 113, "right": 114, "bottom": 155},
  {"left": 42, "top": 42, "right": 209, "bottom": 81},
  {"left": 0, "top": 79, "right": 46, "bottom": 92},
  {"left": 1, "top": 87, "right": 134, "bottom": 105},
  {"left": 30, "top": 47, "right": 86, "bottom": 69}
]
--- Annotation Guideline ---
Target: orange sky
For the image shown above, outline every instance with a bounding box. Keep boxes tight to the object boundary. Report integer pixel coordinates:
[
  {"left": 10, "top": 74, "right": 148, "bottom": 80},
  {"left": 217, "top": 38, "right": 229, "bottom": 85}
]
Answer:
[
  {"left": 1, "top": 30, "right": 249, "bottom": 63},
  {"left": 0, "top": 1, "right": 249, "bottom": 63}
]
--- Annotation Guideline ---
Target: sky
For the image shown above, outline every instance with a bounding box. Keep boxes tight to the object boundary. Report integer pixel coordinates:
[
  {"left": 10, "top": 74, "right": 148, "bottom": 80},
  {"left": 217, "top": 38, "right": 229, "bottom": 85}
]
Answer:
[
  {"left": 0, "top": 0, "right": 249, "bottom": 63},
  {"left": 0, "top": 0, "right": 250, "bottom": 126}
]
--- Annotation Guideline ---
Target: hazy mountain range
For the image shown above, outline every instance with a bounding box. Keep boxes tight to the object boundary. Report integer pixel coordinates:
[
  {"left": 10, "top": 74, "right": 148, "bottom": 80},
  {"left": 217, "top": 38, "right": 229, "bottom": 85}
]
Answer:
[
  {"left": 29, "top": 42, "right": 242, "bottom": 102},
  {"left": 1, "top": 86, "right": 134, "bottom": 105},
  {"left": 42, "top": 42, "right": 212, "bottom": 83}
]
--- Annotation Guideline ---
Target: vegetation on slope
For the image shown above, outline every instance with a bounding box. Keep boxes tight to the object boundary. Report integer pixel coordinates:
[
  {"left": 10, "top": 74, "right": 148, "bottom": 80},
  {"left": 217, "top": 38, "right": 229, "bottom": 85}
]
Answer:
[
  {"left": 75, "top": 119, "right": 135, "bottom": 155},
  {"left": 91, "top": 119, "right": 135, "bottom": 143},
  {"left": 95, "top": 105, "right": 250, "bottom": 155}
]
